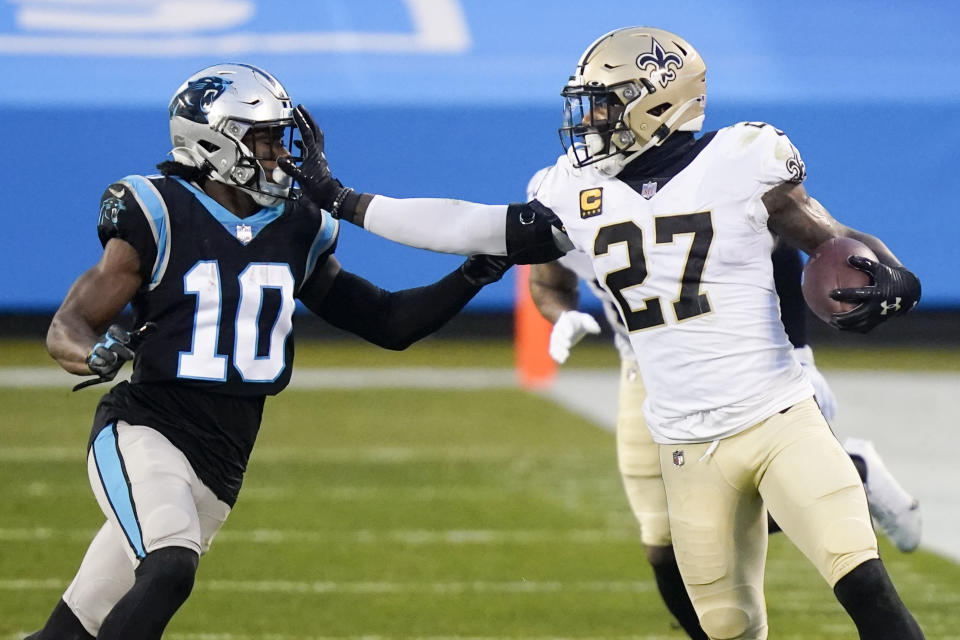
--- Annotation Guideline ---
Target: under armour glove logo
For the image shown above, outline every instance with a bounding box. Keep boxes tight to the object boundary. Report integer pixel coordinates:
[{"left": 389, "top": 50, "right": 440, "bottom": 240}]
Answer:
[
  {"left": 880, "top": 297, "right": 902, "bottom": 315},
  {"left": 74, "top": 323, "right": 157, "bottom": 391},
  {"left": 829, "top": 256, "right": 920, "bottom": 333}
]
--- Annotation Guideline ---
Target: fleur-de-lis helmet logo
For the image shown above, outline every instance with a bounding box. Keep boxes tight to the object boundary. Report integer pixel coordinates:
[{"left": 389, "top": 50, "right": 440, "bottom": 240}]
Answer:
[{"left": 635, "top": 37, "right": 684, "bottom": 88}]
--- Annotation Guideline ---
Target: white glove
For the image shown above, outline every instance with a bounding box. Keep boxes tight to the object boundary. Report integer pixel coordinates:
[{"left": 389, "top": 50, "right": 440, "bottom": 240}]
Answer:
[
  {"left": 549, "top": 310, "right": 601, "bottom": 364},
  {"left": 794, "top": 345, "right": 838, "bottom": 421}
]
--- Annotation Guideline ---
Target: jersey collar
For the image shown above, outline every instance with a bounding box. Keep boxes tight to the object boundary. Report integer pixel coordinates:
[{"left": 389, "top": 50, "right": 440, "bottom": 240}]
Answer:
[{"left": 174, "top": 177, "right": 284, "bottom": 245}]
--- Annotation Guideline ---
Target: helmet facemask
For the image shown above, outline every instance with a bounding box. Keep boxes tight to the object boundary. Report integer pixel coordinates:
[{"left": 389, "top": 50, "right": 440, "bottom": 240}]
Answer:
[
  {"left": 560, "top": 80, "right": 653, "bottom": 170},
  {"left": 220, "top": 118, "right": 299, "bottom": 207},
  {"left": 168, "top": 64, "right": 299, "bottom": 208}
]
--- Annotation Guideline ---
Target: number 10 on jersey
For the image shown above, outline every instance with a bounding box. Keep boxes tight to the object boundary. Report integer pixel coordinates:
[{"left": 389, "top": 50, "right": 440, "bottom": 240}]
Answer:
[{"left": 179, "top": 261, "right": 296, "bottom": 382}]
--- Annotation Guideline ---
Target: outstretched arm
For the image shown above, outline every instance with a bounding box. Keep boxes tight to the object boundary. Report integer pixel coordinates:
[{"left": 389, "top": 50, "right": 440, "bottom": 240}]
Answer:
[
  {"left": 47, "top": 239, "right": 144, "bottom": 375},
  {"left": 279, "top": 105, "right": 571, "bottom": 263},
  {"left": 298, "top": 255, "right": 511, "bottom": 351}
]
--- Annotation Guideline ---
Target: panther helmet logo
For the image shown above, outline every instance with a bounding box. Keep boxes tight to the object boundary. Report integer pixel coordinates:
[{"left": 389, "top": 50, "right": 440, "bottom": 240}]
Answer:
[
  {"left": 169, "top": 76, "right": 233, "bottom": 124},
  {"left": 636, "top": 37, "right": 684, "bottom": 88}
]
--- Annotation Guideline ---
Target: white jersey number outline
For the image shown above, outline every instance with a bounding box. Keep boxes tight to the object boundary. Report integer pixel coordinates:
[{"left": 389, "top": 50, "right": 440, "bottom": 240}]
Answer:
[{"left": 594, "top": 211, "right": 714, "bottom": 331}]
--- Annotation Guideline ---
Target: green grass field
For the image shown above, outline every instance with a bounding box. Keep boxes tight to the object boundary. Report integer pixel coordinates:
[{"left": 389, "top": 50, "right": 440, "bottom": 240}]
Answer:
[{"left": 2, "top": 339, "right": 959, "bottom": 639}]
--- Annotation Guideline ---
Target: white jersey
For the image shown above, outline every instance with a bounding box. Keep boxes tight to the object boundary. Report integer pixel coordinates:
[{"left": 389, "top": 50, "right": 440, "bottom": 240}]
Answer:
[{"left": 533, "top": 123, "right": 814, "bottom": 444}]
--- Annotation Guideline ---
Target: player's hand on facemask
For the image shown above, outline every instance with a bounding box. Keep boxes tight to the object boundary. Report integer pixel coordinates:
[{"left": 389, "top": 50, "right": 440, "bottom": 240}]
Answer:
[
  {"left": 278, "top": 105, "right": 350, "bottom": 215},
  {"left": 830, "top": 257, "right": 921, "bottom": 333},
  {"left": 549, "top": 310, "right": 601, "bottom": 364},
  {"left": 793, "top": 345, "right": 837, "bottom": 422},
  {"left": 459, "top": 254, "right": 513, "bottom": 286}
]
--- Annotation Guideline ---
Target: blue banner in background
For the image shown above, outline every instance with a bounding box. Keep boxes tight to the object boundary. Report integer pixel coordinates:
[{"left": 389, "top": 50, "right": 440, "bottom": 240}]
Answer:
[{"left": 0, "top": 1, "right": 957, "bottom": 310}]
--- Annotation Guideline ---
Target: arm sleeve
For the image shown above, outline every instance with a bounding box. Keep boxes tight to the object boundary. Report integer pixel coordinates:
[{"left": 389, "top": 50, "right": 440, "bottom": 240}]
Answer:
[
  {"left": 304, "top": 266, "right": 482, "bottom": 350},
  {"left": 772, "top": 241, "right": 808, "bottom": 347},
  {"left": 97, "top": 180, "right": 158, "bottom": 283},
  {"left": 363, "top": 195, "right": 508, "bottom": 255}
]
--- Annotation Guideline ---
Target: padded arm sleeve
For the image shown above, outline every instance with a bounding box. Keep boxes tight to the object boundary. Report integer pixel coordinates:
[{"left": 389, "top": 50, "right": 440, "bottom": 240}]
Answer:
[
  {"left": 308, "top": 267, "right": 482, "bottom": 350},
  {"left": 772, "top": 242, "right": 807, "bottom": 347},
  {"left": 363, "top": 195, "right": 508, "bottom": 255}
]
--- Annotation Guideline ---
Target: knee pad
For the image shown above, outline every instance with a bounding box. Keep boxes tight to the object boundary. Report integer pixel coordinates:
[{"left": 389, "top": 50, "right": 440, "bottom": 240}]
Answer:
[
  {"left": 822, "top": 514, "right": 879, "bottom": 586},
  {"left": 699, "top": 606, "right": 751, "bottom": 639},
  {"left": 694, "top": 585, "right": 766, "bottom": 640},
  {"left": 136, "top": 546, "right": 199, "bottom": 601}
]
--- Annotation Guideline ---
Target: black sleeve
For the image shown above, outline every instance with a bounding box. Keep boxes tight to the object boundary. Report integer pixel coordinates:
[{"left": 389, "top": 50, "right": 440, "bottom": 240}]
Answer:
[
  {"left": 772, "top": 242, "right": 807, "bottom": 348},
  {"left": 305, "top": 267, "right": 482, "bottom": 350}
]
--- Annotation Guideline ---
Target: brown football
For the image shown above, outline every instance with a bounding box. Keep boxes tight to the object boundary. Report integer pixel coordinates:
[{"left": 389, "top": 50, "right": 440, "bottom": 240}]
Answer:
[{"left": 801, "top": 237, "right": 877, "bottom": 324}]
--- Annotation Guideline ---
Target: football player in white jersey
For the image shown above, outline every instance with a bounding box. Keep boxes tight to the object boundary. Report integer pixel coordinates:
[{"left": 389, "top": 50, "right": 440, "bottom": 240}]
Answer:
[
  {"left": 531, "top": 234, "right": 922, "bottom": 639},
  {"left": 285, "top": 27, "right": 923, "bottom": 640}
]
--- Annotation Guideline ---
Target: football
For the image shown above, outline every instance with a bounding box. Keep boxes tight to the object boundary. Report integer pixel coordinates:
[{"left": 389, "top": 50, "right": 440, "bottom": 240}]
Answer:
[{"left": 801, "top": 236, "right": 877, "bottom": 324}]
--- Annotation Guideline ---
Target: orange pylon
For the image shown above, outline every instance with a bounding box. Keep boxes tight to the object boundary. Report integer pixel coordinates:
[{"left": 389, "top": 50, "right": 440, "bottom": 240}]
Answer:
[{"left": 514, "top": 264, "right": 557, "bottom": 389}]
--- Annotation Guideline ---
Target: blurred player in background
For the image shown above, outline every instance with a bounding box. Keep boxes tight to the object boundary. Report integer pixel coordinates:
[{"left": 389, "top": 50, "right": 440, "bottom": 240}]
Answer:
[
  {"left": 287, "top": 25, "right": 924, "bottom": 640},
  {"left": 29, "top": 63, "right": 510, "bottom": 640},
  {"left": 528, "top": 188, "right": 922, "bottom": 637}
]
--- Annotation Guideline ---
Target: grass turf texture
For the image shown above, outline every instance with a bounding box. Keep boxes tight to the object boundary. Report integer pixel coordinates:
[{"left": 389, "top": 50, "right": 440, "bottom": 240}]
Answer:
[{"left": 2, "top": 340, "right": 958, "bottom": 638}]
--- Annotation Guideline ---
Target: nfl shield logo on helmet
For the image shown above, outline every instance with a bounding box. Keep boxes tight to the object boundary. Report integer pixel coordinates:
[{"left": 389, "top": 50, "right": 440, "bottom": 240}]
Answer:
[
  {"left": 641, "top": 181, "right": 658, "bottom": 199},
  {"left": 672, "top": 450, "right": 685, "bottom": 467},
  {"left": 236, "top": 224, "right": 253, "bottom": 244}
]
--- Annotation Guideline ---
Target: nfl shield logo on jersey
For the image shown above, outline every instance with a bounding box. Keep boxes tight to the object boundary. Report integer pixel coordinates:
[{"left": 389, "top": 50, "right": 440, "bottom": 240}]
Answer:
[
  {"left": 235, "top": 224, "right": 253, "bottom": 244},
  {"left": 672, "top": 450, "right": 685, "bottom": 467},
  {"left": 641, "top": 181, "right": 658, "bottom": 200}
]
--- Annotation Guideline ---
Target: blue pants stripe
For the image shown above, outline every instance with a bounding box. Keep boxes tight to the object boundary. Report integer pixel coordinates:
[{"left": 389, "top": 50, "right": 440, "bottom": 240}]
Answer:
[{"left": 92, "top": 423, "right": 146, "bottom": 559}]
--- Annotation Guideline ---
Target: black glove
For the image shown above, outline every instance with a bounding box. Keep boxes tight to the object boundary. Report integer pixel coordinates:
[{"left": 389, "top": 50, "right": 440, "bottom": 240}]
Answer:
[
  {"left": 829, "top": 256, "right": 921, "bottom": 333},
  {"left": 278, "top": 105, "right": 348, "bottom": 214},
  {"left": 460, "top": 254, "right": 513, "bottom": 286},
  {"left": 74, "top": 322, "right": 157, "bottom": 391}
]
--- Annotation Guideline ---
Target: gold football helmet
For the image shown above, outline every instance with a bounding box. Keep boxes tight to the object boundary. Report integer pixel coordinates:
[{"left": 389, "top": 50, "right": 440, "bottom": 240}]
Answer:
[{"left": 560, "top": 27, "right": 706, "bottom": 172}]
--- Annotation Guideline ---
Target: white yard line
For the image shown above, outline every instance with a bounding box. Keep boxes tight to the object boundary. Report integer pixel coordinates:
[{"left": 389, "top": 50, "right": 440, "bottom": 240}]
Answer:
[
  {"left": 0, "top": 527, "right": 636, "bottom": 545},
  {"left": 0, "top": 577, "right": 654, "bottom": 595},
  {"left": 0, "top": 445, "right": 578, "bottom": 464},
  {"left": 0, "top": 367, "right": 517, "bottom": 389}
]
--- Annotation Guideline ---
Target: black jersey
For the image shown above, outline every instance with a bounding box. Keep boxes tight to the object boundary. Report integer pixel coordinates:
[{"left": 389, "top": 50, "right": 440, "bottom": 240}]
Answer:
[{"left": 91, "top": 174, "right": 338, "bottom": 505}]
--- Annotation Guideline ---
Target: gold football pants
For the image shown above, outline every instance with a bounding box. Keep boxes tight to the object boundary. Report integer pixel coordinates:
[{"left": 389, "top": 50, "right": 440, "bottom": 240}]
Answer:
[{"left": 659, "top": 397, "right": 878, "bottom": 639}]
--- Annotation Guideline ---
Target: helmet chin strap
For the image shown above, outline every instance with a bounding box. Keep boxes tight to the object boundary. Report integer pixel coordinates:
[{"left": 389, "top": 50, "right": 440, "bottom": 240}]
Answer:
[{"left": 594, "top": 95, "right": 705, "bottom": 176}]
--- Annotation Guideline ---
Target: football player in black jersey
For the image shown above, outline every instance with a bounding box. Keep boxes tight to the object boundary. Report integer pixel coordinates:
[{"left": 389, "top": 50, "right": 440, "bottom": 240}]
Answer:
[{"left": 29, "top": 63, "right": 512, "bottom": 640}]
